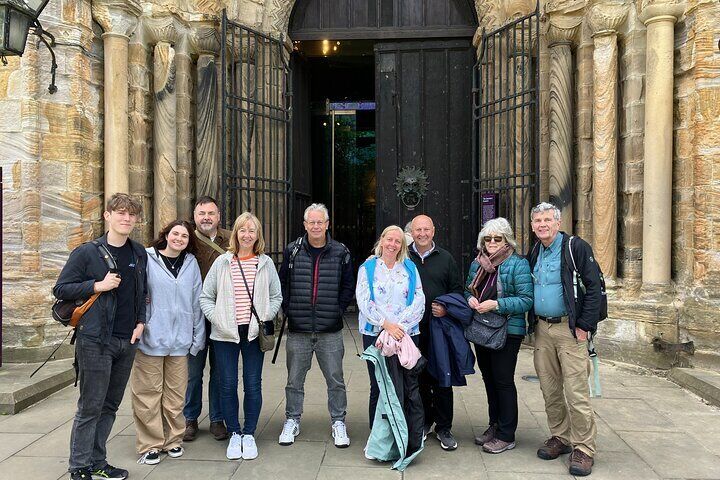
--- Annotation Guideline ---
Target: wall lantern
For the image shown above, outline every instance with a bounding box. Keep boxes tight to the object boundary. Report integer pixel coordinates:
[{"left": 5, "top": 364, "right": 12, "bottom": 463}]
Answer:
[{"left": 0, "top": 0, "right": 57, "bottom": 93}]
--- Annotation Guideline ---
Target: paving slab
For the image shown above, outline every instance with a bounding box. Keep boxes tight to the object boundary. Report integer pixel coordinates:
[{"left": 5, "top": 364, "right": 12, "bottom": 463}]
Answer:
[
  {"left": 593, "top": 398, "right": 675, "bottom": 432},
  {"left": 230, "top": 439, "right": 325, "bottom": 479},
  {"left": 618, "top": 431, "right": 720, "bottom": 479},
  {"left": 316, "top": 465, "right": 401, "bottom": 480},
  {"left": 669, "top": 367, "right": 720, "bottom": 408},
  {"left": 144, "top": 458, "right": 239, "bottom": 479},
  {"left": 0, "top": 432, "right": 43, "bottom": 462},
  {"left": 0, "top": 455, "right": 69, "bottom": 480},
  {"left": 2, "top": 328, "right": 720, "bottom": 479},
  {"left": 0, "top": 358, "right": 75, "bottom": 414}
]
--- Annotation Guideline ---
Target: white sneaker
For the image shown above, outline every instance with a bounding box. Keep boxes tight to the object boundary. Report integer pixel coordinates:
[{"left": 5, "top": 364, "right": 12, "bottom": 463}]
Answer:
[
  {"left": 226, "top": 432, "right": 242, "bottom": 460},
  {"left": 331, "top": 420, "right": 350, "bottom": 448},
  {"left": 278, "top": 418, "right": 300, "bottom": 446},
  {"left": 241, "top": 434, "right": 258, "bottom": 460}
]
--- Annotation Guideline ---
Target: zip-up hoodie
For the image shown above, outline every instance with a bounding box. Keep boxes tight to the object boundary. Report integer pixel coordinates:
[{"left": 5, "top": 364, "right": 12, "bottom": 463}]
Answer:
[
  {"left": 140, "top": 248, "right": 205, "bottom": 356},
  {"left": 200, "top": 252, "right": 282, "bottom": 343}
]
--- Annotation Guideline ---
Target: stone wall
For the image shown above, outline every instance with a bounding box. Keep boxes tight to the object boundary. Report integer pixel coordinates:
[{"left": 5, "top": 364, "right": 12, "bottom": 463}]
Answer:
[
  {"left": 1, "top": 0, "right": 719, "bottom": 369},
  {"left": 1, "top": 0, "right": 104, "bottom": 362}
]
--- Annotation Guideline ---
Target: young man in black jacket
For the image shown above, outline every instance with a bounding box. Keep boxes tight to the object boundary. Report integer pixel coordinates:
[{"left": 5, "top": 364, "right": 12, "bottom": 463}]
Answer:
[
  {"left": 408, "top": 214, "right": 463, "bottom": 450},
  {"left": 528, "top": 202, "right": 602, "bottom": 477},
  {"left": 277, "top": 203, "right": 355, "bottom": 448},
  {"left": 54, "top": 193, "right": 147, "bottom": 480}
]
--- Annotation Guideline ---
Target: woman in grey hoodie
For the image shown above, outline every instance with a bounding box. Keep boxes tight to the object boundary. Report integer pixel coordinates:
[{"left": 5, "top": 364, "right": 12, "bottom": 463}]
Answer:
[{"left": 131, "top": 220, "right": 205, "bottom": 465}]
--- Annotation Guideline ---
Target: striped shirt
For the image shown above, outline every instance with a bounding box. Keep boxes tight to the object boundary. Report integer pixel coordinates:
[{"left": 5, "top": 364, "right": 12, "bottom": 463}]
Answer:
[{"left": 230, "top": 255, "right": 259, "bottom": 325}]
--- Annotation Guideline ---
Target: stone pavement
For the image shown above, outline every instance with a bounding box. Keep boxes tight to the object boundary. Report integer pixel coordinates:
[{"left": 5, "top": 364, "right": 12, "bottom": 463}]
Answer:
[{"left": 1, "top": 327, "right": 720, "bottom": 480}]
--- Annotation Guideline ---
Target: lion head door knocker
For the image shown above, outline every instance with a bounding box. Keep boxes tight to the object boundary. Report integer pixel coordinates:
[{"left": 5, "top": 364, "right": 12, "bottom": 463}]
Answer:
[{"left": 394, "top": 166, "right": 429, "bottom": 210}]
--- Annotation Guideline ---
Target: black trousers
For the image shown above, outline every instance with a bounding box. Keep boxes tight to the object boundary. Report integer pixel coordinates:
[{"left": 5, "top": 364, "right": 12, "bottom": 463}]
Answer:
[
  {"left": 475, "top": 336, "right": 523, "bottom": 442},
  {"left": 418, "top": 329, "right": 453, "bottom": 431},
  {"left": 363, "top": 333, "right": 422, "bottom": 429}
]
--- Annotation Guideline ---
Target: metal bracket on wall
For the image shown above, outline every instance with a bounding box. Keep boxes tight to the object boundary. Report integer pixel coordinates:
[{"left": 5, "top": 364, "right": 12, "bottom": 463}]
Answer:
[{"left": 652, "top": 337, "right": 695, "bottom": 355}]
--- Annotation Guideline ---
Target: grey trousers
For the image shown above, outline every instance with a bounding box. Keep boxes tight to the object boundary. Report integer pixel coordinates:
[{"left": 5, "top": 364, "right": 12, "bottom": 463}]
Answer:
[
  {"left": 284, "top": 330, "right": 347, "bottom": 423},
  {"left": 69, "top": 336, "right": 137, "bottom": 472}
]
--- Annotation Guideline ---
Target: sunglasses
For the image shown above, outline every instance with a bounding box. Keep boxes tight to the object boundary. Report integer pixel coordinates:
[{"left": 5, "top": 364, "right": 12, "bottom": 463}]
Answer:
[{"left": 484, "top": 236, "right": 505, "bottom": 243}]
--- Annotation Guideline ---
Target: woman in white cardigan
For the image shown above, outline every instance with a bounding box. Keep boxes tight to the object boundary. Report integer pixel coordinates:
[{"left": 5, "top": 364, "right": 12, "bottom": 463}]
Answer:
[{"left": 199, "top": 212, "right": 282, "bottom": 461}]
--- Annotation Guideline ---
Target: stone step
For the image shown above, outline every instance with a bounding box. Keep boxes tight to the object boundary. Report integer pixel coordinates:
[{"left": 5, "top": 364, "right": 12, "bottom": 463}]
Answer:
[
  {"left": 669, "top": 367, "right": 720, "bottom": 408},
  {"left": 0, "top": 358, "right": 75, "bottom": 414}
]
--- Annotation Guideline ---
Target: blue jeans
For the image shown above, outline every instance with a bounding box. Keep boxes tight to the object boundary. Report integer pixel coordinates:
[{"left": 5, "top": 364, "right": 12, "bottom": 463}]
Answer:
[
  {"left": 213, "top": 325, "right": 264, "bottom": 435},
  {"left": 184, "top": 328, "right": 222, "bottom": 423},
  {"left": 69, "top": 336, "right": 137, "bottom": 472}
]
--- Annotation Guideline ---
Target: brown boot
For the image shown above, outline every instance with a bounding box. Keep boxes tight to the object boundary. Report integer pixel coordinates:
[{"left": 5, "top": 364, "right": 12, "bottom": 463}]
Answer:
[
  {"left": 209, "top": 420, "right": 228, "bottom": 441},
  {"left": 536, "top": 436, "right": 572, "bottom": 460},
  {"left": 474, "top": 424, "right": 497, "bottom": 446},
  {"left": 569, "top": 449, "right": 594, "bottom": 476},
  {"left": 183, "top": 420, "right": 198, "bottom": 442}
]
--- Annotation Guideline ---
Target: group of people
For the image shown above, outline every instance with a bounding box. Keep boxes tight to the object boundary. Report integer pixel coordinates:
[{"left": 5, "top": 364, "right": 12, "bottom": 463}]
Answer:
[{"left": 55, "top": 193, "right": 603, "bottom": 480}]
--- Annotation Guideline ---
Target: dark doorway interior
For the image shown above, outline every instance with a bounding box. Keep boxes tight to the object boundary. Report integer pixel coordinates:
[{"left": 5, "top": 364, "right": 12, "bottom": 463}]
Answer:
[{"left": 291, "top": 41, "right": 377, "bottom": 267}]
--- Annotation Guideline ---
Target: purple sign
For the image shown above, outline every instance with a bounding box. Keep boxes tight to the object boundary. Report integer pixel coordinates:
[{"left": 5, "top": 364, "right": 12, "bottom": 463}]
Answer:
[{"left": 481, "top": 193, "right": 498, "bottom": 226}]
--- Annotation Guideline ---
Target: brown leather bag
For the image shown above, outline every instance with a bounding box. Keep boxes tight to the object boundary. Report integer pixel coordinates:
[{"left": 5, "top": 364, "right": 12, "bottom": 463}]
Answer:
[{"left": 69, "top": 293, "right": 102, "bottom": 327}]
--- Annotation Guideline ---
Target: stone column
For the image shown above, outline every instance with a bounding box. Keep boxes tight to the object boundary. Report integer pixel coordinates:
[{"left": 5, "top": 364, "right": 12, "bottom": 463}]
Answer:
[
  {"left": 175, "top": 36, "right": 193, "bottom": 220},
  {"left": 191, "top": 24, "right": 221, "bottom": 200},
  {"left": 153, "top": 42, "right": 178, "bottom": 235},
  {"left": 640, "top": 2, "right": 684, "bottom": 286},
  {"left": 546, "top": 17, "right": 580, "bottom": 233},
  {"left": 588, "top": 2, "right": 627, "bottom": 279},
  {"left": 91, "top": 0, "right": 141, "bottom": 203}
]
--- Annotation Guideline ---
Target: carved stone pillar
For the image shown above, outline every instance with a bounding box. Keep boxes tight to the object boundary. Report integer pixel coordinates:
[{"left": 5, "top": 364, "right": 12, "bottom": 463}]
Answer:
[
  {"left": 640, "top": 1, "right": 684, "bottom": 286},
  {"left": 191, "top": 25, "right": 221, "bottom": 201},
  {"left": 175, "top": 36, "right": 193, "bottom": 220},
  {"left": 547, "top": 17, "right": 580, "bottom": 233},
  {"left": 91, "top": 0, "right": 141, "bottom": 203},
  {"left": 588, "top": 2, "right": 627, "bottom": 279},
  {"left": 153, "top": 42, "right": 178, "bottom": 234}
]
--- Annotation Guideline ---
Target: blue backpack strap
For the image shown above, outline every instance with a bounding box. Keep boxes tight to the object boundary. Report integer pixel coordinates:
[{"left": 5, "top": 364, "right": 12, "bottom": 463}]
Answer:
[
  {"left": 363, "top": 257, "right": 378, "bottom": 302},
  {"left": 403, "top": 258, "right": 416, "bottom": 306}
]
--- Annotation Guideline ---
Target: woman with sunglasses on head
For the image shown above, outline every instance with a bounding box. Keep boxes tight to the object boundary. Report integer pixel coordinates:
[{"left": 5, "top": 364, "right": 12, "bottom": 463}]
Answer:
[
  {"left": 132, "top": 220, "right": 205, "bottom": 465},
  {"left": 465, "top": 217, "right": 533, "bottom": 454}
]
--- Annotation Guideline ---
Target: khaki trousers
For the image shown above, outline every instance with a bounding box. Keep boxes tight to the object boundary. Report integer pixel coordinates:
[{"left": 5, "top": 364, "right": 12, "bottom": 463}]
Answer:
[
  {"left": 131, "top": 350, "right": 188, "bottom": 454},
  {"left": 533, "top": 318, "right": 597, "bottom": 457}
]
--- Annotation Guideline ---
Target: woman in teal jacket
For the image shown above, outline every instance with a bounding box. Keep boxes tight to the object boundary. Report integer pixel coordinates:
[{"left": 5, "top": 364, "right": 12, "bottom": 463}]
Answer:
[{"left": 464, "top": 217, "right": 533, "bottom": 454}]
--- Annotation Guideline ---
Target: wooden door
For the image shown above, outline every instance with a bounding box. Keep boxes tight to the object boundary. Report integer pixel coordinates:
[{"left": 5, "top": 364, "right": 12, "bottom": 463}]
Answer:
[{"left": 375, "top": 39, "right": 474, "bottom": 264}]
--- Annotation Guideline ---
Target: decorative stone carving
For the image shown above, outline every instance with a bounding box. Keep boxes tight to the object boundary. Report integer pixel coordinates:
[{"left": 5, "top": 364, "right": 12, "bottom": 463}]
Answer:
[
  {"left": 588, "top": 1, "right": 627, "bottom": 278},
  {"left": 547, "top": 16, "right": 580, "bottom": 233},
  {"left": 189, "top": 22, "right": 221, "bottom": 54},
  {"left": 92, "top": 0, "right": 142, "bottom": 37},
  {"left": 588, "top": 1, "right": 630, "bottom": 35},
  {"left": 175, "top": 36, "right": 194, "bottom": 220},
  {"left": 153, "top": 42, "right": 178, "bottom": 234},
  {"left": 195, "top": 54, "right": 220, "bottom": 201}
]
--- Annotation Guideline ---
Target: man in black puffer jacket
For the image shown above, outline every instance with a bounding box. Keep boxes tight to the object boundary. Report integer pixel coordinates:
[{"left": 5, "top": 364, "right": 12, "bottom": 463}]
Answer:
[{"left": 278, "top": 203, "right": 354, "bottom": 449}]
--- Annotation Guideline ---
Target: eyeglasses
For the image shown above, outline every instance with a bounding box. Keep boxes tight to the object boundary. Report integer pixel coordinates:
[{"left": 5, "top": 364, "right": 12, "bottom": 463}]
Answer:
[
  {"left": 305, "top": 221, "right": 327, "bottom": 226},
  {"left": 484, "top": 236, "right": 504, "bottom": 243}
]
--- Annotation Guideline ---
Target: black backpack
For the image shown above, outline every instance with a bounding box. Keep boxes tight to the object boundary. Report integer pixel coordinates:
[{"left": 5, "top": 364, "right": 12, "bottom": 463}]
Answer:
[{"left": 564, "top": 236, "right": 608, "bottom": 322}]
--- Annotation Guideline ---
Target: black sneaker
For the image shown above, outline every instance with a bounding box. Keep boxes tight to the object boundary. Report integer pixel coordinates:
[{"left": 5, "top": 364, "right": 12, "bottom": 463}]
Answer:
[
  {"left": 91, "top": 464, "right": 128, "bottom": 479},
  {"left": 435, "top": 429, "right": 458, "bottom": 451},
  {"left": 167, "top": 446, "right": 184, "bottom": 458},
  {"left": 137, "top": 449, "right": 160, "bottom": 465},
  {"left": 70, "top": 469, "right": 93, "bottom": 480}
]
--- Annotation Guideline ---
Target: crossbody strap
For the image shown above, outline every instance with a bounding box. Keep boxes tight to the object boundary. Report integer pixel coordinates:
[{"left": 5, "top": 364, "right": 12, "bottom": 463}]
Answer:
[
  {"left": 196, "top": 230, "right": 227, "bottom": 255},
  {"left": 236, "top": 258, "right": 260, "bottom": 323}
]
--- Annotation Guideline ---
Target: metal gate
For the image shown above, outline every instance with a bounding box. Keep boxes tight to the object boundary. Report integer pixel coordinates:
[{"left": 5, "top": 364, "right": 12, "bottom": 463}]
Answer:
[
  {"left": 221, "top": 11, "right": 292, "bottom": 263},
  {"left": 470, "top": 7, "right": 540, "bottom": 254}
]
